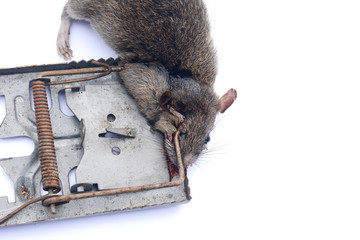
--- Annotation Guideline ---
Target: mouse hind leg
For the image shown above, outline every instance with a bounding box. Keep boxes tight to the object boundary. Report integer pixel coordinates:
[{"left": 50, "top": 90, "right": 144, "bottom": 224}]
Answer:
[{"left": 56, "top": 0, "right": 94, "bottom": 60}]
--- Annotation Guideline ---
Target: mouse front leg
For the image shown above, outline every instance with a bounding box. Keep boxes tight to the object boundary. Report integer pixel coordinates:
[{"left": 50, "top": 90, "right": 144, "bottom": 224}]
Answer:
[
  {"left": 57, "top": 0, "right": 94, "bottom": 60},
  {"left": 119, "top": 63, "right": 178, "bottom": 135},
  {"left": 57, "top": 7, "right": 73, "bottom": 60}
]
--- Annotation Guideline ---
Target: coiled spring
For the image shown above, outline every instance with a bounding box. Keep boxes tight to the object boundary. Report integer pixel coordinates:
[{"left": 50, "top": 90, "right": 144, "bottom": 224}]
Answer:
[{"left": 31, "top": 79, "right": 61, "bottom": 194}]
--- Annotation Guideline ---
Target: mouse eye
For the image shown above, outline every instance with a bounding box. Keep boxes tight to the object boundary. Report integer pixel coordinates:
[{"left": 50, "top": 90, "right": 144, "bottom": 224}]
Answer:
[{"left": 204, "top": 136, "right": 210, "bottom": 144}]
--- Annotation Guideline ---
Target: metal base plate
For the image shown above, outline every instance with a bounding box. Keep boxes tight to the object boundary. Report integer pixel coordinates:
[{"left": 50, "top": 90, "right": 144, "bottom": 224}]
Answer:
[{"left": 0, "top": 59, "right": 190, "bottom": 227}]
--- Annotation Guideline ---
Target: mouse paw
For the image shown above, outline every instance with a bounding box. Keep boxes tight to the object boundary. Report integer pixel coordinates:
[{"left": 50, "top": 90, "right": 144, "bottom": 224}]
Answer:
[
  {"left": 57, "top": 31, "right": 73, "bottom": 60},
  {"left": 154, "top": 119, "right": 177, "bottom": 138},
  {"left": 56, "top": 18, "right": 73, "bottom": 60}
]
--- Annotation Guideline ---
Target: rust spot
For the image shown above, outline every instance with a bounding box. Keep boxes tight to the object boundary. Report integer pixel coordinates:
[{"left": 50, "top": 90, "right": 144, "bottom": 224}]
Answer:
[
  {"left": 126, "top": 129, "right": 132, "bottom": 136},
  {"left": 125, "top": 104, "right": 133, "bottom": 110},
  {"left": 21, "top": 186, "right": 30, "bottom": 200}
]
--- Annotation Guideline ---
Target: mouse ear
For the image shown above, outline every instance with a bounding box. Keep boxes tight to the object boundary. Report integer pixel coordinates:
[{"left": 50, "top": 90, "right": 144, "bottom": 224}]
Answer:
[
  {"left": 218, "top": 88, "right": 237, "bottom": 113},
  {"left": 159, "top": 91, "right": 172, "bottom": 106}
]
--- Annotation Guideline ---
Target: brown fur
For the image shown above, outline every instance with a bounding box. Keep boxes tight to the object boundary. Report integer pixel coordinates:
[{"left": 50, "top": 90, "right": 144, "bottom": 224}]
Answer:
[
  {"left": 61, "top": 0, "right": 217, "bottom": 85},
  {"left": 57, "top": 0, "right": 236, "bottom": 167},
  {"left": 118, "top": 63, "right": 218, "bottom": 166}
]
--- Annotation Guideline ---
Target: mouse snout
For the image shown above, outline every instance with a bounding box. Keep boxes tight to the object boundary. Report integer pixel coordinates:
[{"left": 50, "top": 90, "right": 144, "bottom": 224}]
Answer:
[{"left": 183, "top": 154, "right": 196, "bottom": 168}]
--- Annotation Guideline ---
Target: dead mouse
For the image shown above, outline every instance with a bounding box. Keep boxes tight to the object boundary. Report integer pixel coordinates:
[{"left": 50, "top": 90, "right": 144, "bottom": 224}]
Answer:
[{"left": 57, "top": 0, "right": 237, "bottom": 167}]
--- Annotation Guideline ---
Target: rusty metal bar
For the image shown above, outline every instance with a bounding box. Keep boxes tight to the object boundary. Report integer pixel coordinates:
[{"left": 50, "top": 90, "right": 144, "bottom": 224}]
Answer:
[
  {"left": 0, "top": 195, "right": 46, "bottom": 225},
  {"left": 37, "top": 60, "right": 124, "bottom": 86}
]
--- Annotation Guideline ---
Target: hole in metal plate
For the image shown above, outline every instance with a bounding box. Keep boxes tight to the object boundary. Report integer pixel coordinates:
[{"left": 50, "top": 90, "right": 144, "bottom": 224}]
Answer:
[
  {"left": 58, "top": 90, "right": 74, "bottom": 117},
  {"left": 0, "top": 167, "right": 15, "bottom": 203},
  {"left": 0, "top": 95, "right": 5, "bottom": 126},
  {"left": 107, "top": 113, "right": 116, "bottom": 122},
  {"left": 112, "top": 146, "right": 121, "bottom": 155},
  {"left": 0, "top": 136, "right": 35, "bottom": 159}
]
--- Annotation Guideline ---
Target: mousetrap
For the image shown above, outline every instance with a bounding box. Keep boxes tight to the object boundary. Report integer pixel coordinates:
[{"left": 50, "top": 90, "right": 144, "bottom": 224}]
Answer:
[{"left": 0, "top": 59, "right": 190, "bottom": 227}]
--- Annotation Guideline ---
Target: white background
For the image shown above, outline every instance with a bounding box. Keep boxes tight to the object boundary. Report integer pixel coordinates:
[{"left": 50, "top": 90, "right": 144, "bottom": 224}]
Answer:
[{"left": 1, "top": 0, "right": 360, "bottom": 239}]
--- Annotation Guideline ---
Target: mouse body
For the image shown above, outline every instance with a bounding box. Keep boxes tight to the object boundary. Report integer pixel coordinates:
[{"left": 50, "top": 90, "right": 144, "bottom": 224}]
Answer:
[{"left": 57, "top": 0, "right": 237, "bottom": 167}]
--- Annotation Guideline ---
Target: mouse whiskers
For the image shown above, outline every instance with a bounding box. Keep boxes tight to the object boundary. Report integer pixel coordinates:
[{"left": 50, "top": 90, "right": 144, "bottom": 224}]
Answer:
[{"left": 192, "top": 154, "right": 213, "bottom": 170}]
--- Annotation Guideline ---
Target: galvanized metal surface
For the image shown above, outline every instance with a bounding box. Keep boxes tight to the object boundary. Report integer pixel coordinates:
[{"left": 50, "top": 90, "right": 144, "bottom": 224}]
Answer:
[{"left": 0, "top": 59, "right": 190, "bottom": 227}]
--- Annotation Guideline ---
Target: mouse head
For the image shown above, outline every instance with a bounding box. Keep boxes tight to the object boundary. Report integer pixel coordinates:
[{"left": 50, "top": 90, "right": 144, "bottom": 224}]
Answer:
[
  {"left": 160, "top": 86, "right": 237, "bottom": 167},
  {"left": 118, "top": 62, "right": 236, "bottom": 167}
]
